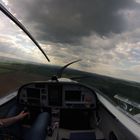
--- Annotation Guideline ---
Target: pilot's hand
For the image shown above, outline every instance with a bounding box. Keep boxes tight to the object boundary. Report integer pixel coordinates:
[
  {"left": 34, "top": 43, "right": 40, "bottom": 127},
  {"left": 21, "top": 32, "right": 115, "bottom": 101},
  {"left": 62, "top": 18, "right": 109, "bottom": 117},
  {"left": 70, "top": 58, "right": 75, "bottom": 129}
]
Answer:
[{"left": 16, "top": 111, "right": 29, "bottom": 120}]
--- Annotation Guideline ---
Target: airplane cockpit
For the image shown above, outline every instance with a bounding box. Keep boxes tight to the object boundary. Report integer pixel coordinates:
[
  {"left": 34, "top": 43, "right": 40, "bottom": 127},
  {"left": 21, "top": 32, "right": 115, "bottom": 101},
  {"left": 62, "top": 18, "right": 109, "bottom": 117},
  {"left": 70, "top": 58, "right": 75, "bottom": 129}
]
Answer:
[
  {"left": 17, "top": 79, "right": 99, "bottom": 139},
  {"left": 1, "top": 3, "right": 140, "bottom": 140}
]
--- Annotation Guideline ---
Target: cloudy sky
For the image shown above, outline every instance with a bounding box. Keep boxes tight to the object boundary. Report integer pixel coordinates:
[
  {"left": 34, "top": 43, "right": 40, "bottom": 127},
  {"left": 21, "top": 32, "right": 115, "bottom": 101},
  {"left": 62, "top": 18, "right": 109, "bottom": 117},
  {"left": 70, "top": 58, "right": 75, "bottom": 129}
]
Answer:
[{"left": 0, "top": 0, "right": 140, "bottom": 82}]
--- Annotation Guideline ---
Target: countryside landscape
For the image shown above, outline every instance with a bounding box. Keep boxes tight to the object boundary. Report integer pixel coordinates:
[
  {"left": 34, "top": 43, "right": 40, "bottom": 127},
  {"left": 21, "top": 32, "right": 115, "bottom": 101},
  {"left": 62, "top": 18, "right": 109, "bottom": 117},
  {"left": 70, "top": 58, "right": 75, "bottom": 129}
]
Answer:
[{"left": 0, "top": 59, "right": 140, "bottom": 115}]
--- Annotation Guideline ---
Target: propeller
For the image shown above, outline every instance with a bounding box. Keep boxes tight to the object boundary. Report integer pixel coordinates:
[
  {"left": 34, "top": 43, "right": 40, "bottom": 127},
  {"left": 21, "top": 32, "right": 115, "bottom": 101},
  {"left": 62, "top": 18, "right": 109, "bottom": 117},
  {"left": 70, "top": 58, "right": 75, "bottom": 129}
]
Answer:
[
  {"left": 56, "top": 59, "right": 82, "bottom": 78},
  {"left": 0, "top": 4, "right": 50, "bottom": 62}
]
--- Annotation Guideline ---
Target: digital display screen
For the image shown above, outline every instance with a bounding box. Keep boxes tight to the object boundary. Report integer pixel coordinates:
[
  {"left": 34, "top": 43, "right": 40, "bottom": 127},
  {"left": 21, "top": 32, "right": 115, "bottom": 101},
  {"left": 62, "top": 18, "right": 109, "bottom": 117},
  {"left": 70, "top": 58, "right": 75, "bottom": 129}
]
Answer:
[
  {"left": 65, "top": 90, "right": 81, "bottom": 101},
  {"left": 26, "top": 88, "right": 40, "bottom": 98}
]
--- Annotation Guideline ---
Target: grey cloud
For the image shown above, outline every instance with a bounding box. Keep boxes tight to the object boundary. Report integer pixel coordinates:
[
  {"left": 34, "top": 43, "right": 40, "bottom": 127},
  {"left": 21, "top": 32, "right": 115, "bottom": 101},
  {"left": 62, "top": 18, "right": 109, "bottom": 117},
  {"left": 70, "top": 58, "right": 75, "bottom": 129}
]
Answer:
[
  {"left": 8, "top": 0, "right": 137, "bottom": 43},
  {"left": 0, "top": 42, "right": 26, "bottom": 59},
  {"left": 0, "top": 35, "right": 43, "bottom": 62}
]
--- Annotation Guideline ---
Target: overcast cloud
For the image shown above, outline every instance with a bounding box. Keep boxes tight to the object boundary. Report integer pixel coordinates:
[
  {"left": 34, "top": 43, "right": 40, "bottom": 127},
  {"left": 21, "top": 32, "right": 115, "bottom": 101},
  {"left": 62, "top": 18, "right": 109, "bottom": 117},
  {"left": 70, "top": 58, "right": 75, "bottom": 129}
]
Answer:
[
  {"left": 0, "top": 0, "right": 140, "bottom": 82},
  {"left": 4, "top": 0, "right": 137, "bottom": 43}
]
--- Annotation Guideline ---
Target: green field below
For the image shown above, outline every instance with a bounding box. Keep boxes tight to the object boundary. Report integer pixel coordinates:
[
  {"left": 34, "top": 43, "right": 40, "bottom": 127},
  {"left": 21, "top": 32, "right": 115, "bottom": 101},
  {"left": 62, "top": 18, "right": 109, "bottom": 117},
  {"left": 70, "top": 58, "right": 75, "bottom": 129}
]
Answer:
[{"left": 0, "top": 68, "right": 13, "bottom": 74}]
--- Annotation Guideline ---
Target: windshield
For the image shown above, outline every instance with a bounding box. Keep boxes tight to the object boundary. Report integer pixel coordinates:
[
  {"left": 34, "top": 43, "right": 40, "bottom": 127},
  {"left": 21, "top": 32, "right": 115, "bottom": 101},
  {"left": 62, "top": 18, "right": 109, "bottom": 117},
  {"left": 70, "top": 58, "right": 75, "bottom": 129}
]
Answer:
[{"left": 0, "top": 1, "right": 140, "bottom": 121}]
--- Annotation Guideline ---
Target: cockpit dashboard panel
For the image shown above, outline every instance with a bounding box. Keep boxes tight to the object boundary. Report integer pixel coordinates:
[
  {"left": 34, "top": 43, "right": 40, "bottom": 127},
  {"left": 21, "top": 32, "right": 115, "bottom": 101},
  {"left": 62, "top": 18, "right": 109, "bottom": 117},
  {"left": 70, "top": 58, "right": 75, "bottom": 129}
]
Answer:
[{"left": 18, "top": 82, "right": 97, "bottom": 109}]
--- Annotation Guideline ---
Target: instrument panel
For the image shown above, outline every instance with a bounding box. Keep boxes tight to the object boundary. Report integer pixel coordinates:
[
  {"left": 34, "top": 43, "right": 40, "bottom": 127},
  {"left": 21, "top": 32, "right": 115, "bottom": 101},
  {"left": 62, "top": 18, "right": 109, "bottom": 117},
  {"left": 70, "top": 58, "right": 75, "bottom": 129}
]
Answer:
[{"left": 18, "top": 82, "right": 97, "bottom": 109}]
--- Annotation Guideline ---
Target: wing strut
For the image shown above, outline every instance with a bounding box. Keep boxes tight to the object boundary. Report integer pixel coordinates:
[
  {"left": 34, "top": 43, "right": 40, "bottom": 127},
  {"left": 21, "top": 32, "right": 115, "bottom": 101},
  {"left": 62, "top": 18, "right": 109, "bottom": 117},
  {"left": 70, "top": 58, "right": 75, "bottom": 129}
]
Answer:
[{"left": 0, "top": 4, "right": 50, "bottom": 62}]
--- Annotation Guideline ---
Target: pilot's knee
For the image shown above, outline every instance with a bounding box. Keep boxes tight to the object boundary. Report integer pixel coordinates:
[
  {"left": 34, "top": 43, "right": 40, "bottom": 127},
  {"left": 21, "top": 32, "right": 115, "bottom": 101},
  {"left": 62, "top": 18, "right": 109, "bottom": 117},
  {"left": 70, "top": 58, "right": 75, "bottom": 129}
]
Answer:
[
  {"left": 38, "top": 112, "right": 50, "bottom": 123},
  {"left": 33, "top": 112, "right": 50, "bottom": 130}
]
